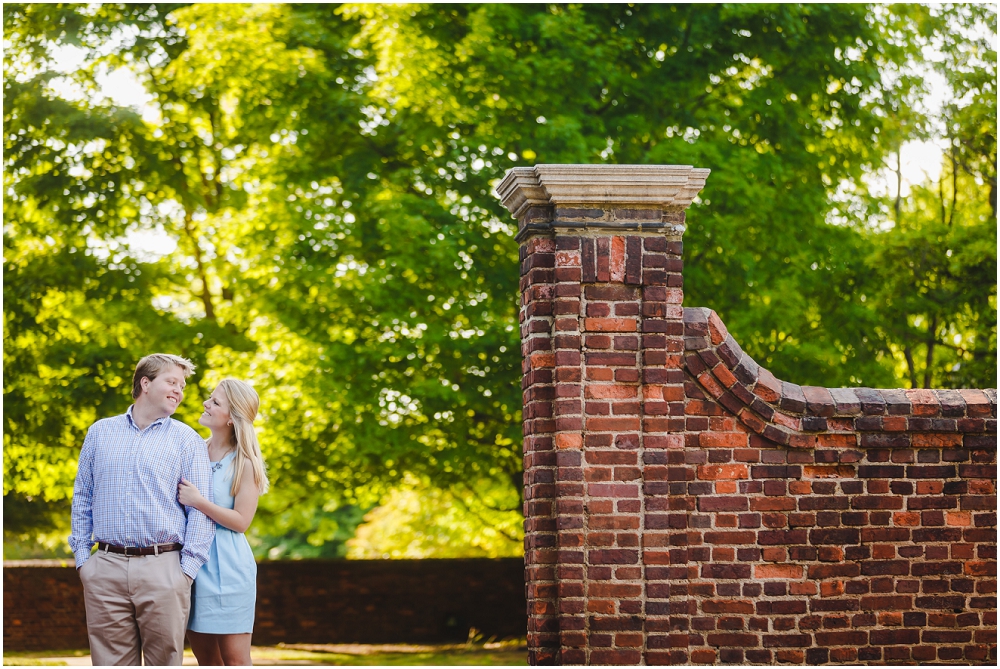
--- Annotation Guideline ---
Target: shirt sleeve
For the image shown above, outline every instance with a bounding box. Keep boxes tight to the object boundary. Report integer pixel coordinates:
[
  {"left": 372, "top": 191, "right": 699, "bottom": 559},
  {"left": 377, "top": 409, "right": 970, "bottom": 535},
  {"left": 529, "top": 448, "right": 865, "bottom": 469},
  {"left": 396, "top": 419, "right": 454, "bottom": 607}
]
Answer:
[
  {"left": 179, "top": 433, "right": 215, "bottom": 579},
  {"left": 68, "top": 426, "right": 97, "bottom": 568}
]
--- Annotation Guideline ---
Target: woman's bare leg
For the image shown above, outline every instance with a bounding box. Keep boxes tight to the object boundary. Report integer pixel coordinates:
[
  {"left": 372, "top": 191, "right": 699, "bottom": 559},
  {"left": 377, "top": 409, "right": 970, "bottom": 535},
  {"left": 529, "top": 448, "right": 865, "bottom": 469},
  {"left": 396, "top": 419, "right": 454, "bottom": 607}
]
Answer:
[
  {"left": 218, "top": 633, "right": 253, "bottom": 666},
  {"left": 187, "top": 630, "right": 225, "bottom": 666}
]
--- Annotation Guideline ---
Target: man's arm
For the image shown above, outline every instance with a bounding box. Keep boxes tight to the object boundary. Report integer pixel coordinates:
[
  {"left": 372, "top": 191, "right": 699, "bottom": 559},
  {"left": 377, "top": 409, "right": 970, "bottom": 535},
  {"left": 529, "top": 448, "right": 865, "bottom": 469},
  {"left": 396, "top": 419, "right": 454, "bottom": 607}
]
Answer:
[
  {"left": 179, "top": 434, "right": 214, "bottom": 579},
  {"left": 68, "top": 428, "right": 97, "bottom": 568}
]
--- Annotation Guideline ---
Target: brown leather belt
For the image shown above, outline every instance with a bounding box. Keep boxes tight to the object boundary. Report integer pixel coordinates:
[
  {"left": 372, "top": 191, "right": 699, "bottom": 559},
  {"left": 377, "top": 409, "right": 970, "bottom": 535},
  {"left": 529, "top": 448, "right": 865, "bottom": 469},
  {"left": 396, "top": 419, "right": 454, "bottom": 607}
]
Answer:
[{"left": 98, "top": 542, "right": 183, "bottom": 557}]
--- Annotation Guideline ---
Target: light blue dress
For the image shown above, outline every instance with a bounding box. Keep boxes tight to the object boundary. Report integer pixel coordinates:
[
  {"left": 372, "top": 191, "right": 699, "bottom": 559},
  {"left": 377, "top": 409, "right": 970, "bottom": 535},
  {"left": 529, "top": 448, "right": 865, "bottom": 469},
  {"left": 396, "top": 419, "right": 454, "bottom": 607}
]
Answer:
[{"left": 188, "top": 451, "right": 257, "bottom": 634}]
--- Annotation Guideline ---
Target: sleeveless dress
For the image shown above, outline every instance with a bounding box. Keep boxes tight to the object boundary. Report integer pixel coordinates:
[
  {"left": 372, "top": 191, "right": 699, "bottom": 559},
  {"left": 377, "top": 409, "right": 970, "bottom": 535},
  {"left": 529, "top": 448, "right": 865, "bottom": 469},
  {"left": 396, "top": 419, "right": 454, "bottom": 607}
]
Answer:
[{"left": 188, "top": 451, "right": 257, "bottom": 634}]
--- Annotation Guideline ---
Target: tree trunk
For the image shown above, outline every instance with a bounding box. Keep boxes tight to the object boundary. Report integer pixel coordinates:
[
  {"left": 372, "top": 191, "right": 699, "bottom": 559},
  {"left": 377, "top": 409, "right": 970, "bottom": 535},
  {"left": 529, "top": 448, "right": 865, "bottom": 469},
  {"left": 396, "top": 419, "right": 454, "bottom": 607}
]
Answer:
[
  {"left": 904, "top": 345, "right": 918, "bottom": 389},
  {"left": 894, "top": 148, "right": 903, "bottom": 225},
  {"left": 947, "top": 147, "right": 958, "bottom": 227},
  {"left": 182, "top": 208, "right": 217, "bottom": 322},
  {"left": 922, "top": 316, "right": 938, "bottom": 389}
]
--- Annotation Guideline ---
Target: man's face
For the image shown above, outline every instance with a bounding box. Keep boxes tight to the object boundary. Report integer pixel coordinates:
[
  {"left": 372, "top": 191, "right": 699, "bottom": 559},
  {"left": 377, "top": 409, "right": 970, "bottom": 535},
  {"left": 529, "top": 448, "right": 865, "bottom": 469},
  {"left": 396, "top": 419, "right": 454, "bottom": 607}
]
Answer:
[{"left": 140, "top": 365, "right": 187, "bottom": 416}]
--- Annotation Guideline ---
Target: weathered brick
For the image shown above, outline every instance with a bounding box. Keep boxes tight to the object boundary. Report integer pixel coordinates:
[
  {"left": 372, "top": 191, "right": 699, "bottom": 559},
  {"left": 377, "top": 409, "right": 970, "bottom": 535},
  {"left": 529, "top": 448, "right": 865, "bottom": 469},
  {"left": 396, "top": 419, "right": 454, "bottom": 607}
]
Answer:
[
  {"left": 514, "top": 220, "right": 996, "bottom": 666},
  {"left": 810, "top": 528, "right": 860, "bottom": 545},
  {"left": 860, "top": 595, "right": 913, "bottom": 610},
  {"left": 706, "top": 633, "right": 759, "bottom": 647},
  {"left": 754, "top": 564, "right": 803, "bottom": 579},
  {"left": 814, "top": 631, "right": 868, "bottom": 646},
  {"left": 869, "top": 629, "right": 921, "bottom": 646}
]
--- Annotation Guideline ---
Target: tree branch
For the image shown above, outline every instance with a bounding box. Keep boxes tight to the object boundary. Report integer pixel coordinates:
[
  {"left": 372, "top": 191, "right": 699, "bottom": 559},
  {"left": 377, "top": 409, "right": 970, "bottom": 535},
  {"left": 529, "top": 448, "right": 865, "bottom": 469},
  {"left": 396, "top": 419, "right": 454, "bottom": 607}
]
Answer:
[{"left": 180, "top": 204, "right": 217, "bottom": 323}]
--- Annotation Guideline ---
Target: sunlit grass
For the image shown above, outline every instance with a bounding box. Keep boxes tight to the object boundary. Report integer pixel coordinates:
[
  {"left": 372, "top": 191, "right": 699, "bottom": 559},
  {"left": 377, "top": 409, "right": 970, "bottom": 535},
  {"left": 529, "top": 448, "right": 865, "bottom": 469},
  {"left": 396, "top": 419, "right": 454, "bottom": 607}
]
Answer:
[{"left": 3, "top": 642, "right": 529, "bottom": 666}]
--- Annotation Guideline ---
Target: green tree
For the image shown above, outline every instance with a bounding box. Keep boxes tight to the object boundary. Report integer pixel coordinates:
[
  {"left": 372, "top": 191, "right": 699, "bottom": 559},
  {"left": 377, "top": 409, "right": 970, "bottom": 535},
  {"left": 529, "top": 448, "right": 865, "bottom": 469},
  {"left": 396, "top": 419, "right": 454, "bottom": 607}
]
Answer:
[
  {"left": 869, "top": 166, "right": 997, "bottom": 388},
  {"left": 347, "top": 474, "right": 522, "bottom": 559},
  {"left": 856, "top": 4, "right": 996, "bottom": 388},
  {"left": 4, "top": 4, "right": 995, "bottom": 555}
]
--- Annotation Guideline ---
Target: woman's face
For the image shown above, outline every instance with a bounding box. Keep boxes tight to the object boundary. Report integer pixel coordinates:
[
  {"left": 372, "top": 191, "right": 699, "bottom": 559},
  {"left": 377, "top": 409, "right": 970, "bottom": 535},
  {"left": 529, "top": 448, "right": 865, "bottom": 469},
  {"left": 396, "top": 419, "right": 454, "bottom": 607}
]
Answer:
[{"left": 198, "top": 386, "right": 233, "bottom": 432}]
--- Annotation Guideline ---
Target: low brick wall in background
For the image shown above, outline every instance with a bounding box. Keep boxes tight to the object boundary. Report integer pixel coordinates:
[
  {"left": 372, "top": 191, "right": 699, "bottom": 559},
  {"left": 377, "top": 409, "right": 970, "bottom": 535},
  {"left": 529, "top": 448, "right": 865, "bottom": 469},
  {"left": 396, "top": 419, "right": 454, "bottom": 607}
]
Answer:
[{"left": 3, "top": 557, "right": 526, "bottom": 651}]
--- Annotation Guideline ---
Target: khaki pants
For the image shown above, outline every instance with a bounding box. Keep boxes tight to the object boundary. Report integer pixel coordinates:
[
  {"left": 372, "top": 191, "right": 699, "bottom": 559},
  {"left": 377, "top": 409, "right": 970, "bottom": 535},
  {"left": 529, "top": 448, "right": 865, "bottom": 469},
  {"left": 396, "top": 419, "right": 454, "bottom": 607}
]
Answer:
[{"left": 78, "top": 549, "right": 193, "bottom": 666}]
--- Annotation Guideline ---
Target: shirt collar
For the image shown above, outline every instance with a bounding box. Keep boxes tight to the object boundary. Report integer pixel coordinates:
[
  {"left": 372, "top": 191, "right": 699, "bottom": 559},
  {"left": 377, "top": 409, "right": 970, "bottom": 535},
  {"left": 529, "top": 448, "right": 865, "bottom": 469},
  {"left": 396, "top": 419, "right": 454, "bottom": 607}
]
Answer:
[{"left": 125, "top": 404, "right": 169, "bottom": 430}]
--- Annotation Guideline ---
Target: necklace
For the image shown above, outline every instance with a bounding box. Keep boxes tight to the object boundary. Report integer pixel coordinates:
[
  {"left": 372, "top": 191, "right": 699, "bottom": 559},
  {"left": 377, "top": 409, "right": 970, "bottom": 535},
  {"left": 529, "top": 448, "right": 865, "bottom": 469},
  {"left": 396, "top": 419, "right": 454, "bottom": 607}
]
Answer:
[{"left": 207, "top": 443, "right": 235, "bottom": 473}]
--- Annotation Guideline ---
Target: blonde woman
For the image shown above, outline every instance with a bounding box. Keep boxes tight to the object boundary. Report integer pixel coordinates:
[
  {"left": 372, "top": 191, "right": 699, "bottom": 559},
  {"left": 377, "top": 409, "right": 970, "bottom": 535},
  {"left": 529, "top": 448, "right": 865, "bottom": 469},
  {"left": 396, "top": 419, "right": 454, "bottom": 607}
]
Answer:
[{"left": 178, "top": 379, "right": 268, "bottom": 666}]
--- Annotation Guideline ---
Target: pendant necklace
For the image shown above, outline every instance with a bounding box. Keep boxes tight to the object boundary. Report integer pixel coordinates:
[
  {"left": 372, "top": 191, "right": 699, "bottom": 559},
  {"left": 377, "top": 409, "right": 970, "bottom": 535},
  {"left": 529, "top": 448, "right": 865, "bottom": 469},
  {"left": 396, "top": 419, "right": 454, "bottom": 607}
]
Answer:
[{"left": 209, "top": 445, "right": 233, "bottom": 473}]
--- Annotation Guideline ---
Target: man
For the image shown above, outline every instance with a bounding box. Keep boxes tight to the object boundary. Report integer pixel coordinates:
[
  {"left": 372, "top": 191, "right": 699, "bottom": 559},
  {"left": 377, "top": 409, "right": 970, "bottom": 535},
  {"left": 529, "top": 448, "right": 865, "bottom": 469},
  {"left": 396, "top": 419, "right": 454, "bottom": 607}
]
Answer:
[{"left": 69, "top": 353, "right": 214, "bottom": 665}]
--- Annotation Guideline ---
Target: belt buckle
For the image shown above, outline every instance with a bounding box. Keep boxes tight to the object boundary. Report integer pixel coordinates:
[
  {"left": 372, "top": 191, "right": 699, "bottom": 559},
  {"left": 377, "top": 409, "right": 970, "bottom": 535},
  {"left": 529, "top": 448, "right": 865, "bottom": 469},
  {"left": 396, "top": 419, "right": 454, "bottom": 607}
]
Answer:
[{"left": 124, "top": 546, "right": 141, "bottom": 557}]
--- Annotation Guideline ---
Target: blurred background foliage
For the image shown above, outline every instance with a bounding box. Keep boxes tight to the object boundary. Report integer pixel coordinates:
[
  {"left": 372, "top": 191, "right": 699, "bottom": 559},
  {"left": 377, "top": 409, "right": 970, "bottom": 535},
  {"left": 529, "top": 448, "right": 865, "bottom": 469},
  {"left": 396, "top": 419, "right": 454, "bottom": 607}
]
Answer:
[{"left": 4, "top": 3, "right": 995, "bottom": 558}]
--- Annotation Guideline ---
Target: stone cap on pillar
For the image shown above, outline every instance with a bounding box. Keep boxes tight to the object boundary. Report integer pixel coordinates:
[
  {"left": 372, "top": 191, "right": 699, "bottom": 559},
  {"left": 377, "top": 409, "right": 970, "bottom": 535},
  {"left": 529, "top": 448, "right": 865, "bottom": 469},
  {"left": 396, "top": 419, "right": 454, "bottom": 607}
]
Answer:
[{"left": 496, "top": 164, "right": 710, "bottom": 242}]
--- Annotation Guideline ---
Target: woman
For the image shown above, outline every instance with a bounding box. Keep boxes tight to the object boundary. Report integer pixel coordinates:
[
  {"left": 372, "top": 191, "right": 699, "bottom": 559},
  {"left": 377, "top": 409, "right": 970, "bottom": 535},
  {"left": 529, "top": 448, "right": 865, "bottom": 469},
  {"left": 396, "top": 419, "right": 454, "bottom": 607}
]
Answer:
[{"left": 178, "top": 378, "right": 269, "bottom": 666}]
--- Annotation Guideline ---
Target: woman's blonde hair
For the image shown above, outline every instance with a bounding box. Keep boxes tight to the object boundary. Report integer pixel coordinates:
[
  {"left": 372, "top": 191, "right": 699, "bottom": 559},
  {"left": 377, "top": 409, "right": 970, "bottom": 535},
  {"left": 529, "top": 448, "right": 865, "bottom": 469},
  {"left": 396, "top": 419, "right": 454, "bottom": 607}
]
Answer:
[{"left": 217, "top": 378, "right": 270, "bottom": 497}]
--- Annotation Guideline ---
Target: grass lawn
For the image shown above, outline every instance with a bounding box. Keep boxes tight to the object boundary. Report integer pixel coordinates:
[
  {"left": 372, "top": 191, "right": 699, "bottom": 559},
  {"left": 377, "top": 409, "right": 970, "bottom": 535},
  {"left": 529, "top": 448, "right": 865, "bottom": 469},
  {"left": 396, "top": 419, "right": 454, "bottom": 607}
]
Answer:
[{"left": 2, "top": 641, "right": 529, "bottom": 666}]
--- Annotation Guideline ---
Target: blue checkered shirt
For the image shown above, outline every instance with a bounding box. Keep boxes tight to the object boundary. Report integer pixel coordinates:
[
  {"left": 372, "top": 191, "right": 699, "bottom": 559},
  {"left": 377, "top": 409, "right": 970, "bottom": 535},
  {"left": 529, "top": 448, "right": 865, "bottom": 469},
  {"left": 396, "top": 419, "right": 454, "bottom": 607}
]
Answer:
[{"left": 69, "top": 406, "right": 215, "bottom": 579}]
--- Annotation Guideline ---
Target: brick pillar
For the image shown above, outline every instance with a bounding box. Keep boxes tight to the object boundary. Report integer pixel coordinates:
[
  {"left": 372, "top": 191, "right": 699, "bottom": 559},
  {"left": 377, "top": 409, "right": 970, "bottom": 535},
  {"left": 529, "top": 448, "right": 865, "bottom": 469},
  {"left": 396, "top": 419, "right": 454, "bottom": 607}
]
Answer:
[{"left": 499, "top": 165, "right": 709, "bottom": 665}]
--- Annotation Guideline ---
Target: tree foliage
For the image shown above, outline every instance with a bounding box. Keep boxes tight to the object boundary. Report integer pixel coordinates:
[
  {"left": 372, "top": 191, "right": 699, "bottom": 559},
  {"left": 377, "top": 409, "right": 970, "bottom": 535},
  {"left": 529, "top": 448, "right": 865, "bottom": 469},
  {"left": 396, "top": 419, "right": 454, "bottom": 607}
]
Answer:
[
  {"left": 859, "top": 4, "right": 997, "bottom": 389},
  {"left": 4, "top": 3, "right": 995, "bottom": 554},
  {"left": 347, "top": 474, "right": 522, "bottom": 559}
]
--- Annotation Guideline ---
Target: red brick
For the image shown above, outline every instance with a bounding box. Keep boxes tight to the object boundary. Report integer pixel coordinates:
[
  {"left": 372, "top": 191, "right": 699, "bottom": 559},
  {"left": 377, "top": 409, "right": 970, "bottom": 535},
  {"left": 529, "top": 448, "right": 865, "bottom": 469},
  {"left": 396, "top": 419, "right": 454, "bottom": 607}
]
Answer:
[
  {"left": 591, "top": 650, "right": 641, "bottom": 664},
  {"left": 697, "top": 464, "right": 749, "bottom": 480},
  {"left": 748, "top": 368, "right": 780, "bottom": 403},
  {"left": 959, "top": 389, "right": 992, "bottom": 415},
  {"left": 816, "top": 434, "right": 856, "bottom": 448},
  {"left": 555, "top": 433, "right": 582, "bottom": 449},
  {"left": 706, "top": 362, "right": 735, "bottom": 388},
  {"left": 878, "top": 611, "right": 903, "bottom": 626},
  {"left": 585, "top": 384, "right": 638, "bottom": 399},
  {"left": 775, "top": 649, "right": 804, "bottom": 664},
  {"left": 964, "top": 561, "right": 997, "bottom": 577},
  {"left": 871, "top": 629, "right": 920, "bottom": 645},
  {"left": 584, "top": 318, "right": 637, "bottom": 332},
  {"left": 587, "top": 483, "right": 639, "bottom": 498},
  {"left": 790, "top": 582, "right": 817, "bottom": 595},
  {"left": 586, "top": 367, "right": 613, "bottom": 381},
  {"left": 751, "top": 497, "right": 796, "bottom": 511},
  {"left": 947, "top": 511, "right": 972, "bottom": 526},
  {"left": 690, "top": 649, "right": 717, "bottom": 664},
  {"left": 697, "top": 372, "right": 726, "bottom": 398},
  {"left": 703, "top": 531, "right": 756, "bottom": 545},
  {"left": 755, "top": 564, "right": 803, "bottom": 579},
  {"left": 586, "top": 599, "right": 615, "bottom": 614},
  {"left": 762, "top": 634, "right": 811, "bottom": 648},
  {"left": 860, "top": 595, "right": 912, "bottom": 610},
  {"left": 820, "top": 581, "right": 845, "bottom": 597},
  {"left": 707, "top": 633, "right": 760, "bottom": 647},
  {"left": 585, "top": 417, "right": 640, "bottom": 431},
  {"left": 912, "top": 433, "right": 963, "bottom": 448},
  {"left": 614, "top": 632, "right": 644, "bottom": 648},
  {"left": 702, "top": 600, "right": 755, "bottom": 615},
  {"left": 609, "top": 236, "right": 626, "bottom": 282},
  {"left": 700, "top": 432, "right": 749, "bottom": 448},
  {"left": 804, "top": 465, "right": 855, "bottom": 479}
]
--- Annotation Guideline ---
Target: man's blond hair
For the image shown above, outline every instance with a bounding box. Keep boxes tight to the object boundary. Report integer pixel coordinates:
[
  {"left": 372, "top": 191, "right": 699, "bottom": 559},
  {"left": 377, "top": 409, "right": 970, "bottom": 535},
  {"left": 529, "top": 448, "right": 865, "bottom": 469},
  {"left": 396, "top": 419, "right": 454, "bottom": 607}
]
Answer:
[{"left": 131, "top": 354, "right": 196, "bottom": 399}]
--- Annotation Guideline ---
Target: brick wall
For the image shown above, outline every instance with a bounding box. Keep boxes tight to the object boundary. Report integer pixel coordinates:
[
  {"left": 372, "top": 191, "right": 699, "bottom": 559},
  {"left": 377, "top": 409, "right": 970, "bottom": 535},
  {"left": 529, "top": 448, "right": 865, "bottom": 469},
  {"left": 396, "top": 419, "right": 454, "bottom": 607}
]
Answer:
[
  {"left": 3, "top": 560, "right": 89, "bottom": 651},
  {"left": 3, "top": 558, "right": 525, "bottom": 651},
  {"left": 498, "top": 164, "right": 997, "bottom": 665}
]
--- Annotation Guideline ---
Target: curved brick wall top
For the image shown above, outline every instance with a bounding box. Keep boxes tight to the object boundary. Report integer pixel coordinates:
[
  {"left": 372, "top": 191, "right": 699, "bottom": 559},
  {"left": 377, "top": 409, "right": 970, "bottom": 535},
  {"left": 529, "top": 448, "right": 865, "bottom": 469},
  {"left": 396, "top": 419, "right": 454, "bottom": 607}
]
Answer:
[{"left": 682, "top": 307, "right": 998, "bottom": 450}]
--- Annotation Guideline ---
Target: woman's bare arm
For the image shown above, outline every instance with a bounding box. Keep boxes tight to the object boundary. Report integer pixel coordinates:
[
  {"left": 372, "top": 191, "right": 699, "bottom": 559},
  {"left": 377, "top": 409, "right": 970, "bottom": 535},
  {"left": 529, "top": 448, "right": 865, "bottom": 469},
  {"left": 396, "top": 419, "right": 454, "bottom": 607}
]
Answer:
[{"left": 178, "top": 461, "right": 259, "bottom": 533}]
